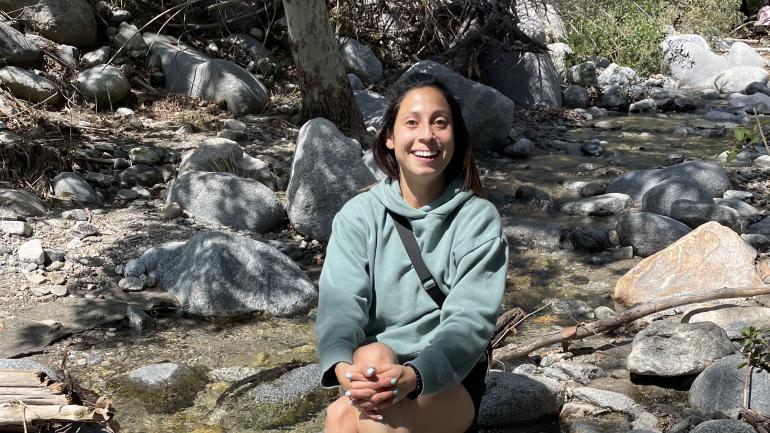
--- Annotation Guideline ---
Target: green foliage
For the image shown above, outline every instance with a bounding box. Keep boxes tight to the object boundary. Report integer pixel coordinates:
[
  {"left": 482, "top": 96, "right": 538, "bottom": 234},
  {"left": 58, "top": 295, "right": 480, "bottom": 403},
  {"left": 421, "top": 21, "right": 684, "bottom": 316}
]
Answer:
[
  {"left": 558, "top": 0, "right": 744, "bottom": 77},
  {"left": 738, "top": 326, "right": 769, "bottom": 370}
]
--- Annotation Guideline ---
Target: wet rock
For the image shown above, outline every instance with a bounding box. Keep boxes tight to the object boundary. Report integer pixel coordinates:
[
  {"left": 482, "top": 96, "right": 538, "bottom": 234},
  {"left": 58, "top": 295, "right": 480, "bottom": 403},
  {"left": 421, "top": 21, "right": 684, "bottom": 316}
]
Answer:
[
  {"left": 641, "top": 177, "right": 713, "bottom": 217},
  {"left": 339, "top": 38, "right": 382, "bottom": 83},
  {"left": 616, "top": 212, "right": 691, "bottom": 258},
  {"left": 0, "top": 221, "right": 32, "bottom": 236},
  {"left": 627, "top": 321, "right": 734, "bottom": 376},
  {"left": 569, "top": 227, "right": 612, "bottom": 252},
  {"left": 504, "top": 138, "right": 535, "bottom": 158},
  {"left": 77, "top": 64, "right": 130, "bottom": 104},
  {"left": 580, "top": 183, "right": 605, "bottom": 197},
  {"left": 593, "top": 119, "right": 621, "bottom": 130},
  {"left": 0, "top": 22, "right": 39, "bottom": 66},
  {"left": 286, "top": 118, "right": 375, "bottom": 241},
  {"left": 572, "top": 387, "right": 636, "bottom": 412},
  {"left": 685, "top": 306, "right": 770, "bottom": 339},
  {"left": 704, "top": 110, "right": 747, "bottom": 123},
  {"left": 81, "top": 46, "right": 111, "bottom": 68},
  {"left": 354, "top": 90, "right": 386, "bottom": 130},
  {"left": 125, "top": 362, "right": 204, "bottom": 412},
  {"left": 399, "top": 60, "right": 515, "bottom": 151},
  {"left": 503, "top": 217, "right": 565, "bottom": 251},
  {"left": 669, "top": 200, "right": 742, "bottom": 232},
  {"left": 690, "top": 419, "right": 756, "bottom": 433},
  {"left": 728, "top": 92, "right": 770, "bottom": 110},
  {"left": 561, "top": 193, "right": 632, "bottom": 216},
  {"left": 598, "top": 63, "right": 637, "bottom": 89},
  {"left": 690, "top": 354, "right": 770, "bottom": 418},
  {"left": 178, "top": 138, "right": 271, "bottom": 186},
  {"left": 614, "top": 222, "right": 764, "bottom": 306},
  {"left": 168, "top": 171, "right": 284, "bottom": 233},
  {"left": 566, "top": 61, "right": 597, "bottom": 88},
  {"left": 715, "top": 66, "right": 768, "bottom": 94},
  {"left": 580, "top": 140, "right": 605, "bottom": 156},
  {"left": 113, "top": 22, "right": 147, "bottom": 58},
  {"left": 481, "top": 49, "right": 562, "bottom": 109},
  {"left": 0, "top": 189, "right": 44, "bottom": 217},
  {"left": 247, "top": 364, "right": 329, "bottom": 428},
  {"left": 18, "top": 239, "right": 44, "bottom": 264},
  {"left": 0, "top": 66, "right": 61, "bottom": 104},
  {"left": 156, "top": 231, "right": 317, "bottom": 317},
  {"left": 119, "top": 164, "right": 163, "bottom": 187},
  {"left": 1, "top": 0, "right": 97, "bottom": 47},
  {"left": 607, "top": 160, "right": 730, "bottom": 204},
  {"left": 52, "top": 172, "right": 100, "bottom": 204},
  {"left": 629, "top": 98, "right": 657, "bottom": 113},
  {"left": 553, "top": 362, "right": 604, "bottom": 385},
  {"left": 479, "top": 372, "right": 564, "bottom": 427},
  {"left": 563, "top": 85, "right": 590, "bottom": 108},
  {"left": 126, "top": 305, "right": 154, "bottom": 332}
]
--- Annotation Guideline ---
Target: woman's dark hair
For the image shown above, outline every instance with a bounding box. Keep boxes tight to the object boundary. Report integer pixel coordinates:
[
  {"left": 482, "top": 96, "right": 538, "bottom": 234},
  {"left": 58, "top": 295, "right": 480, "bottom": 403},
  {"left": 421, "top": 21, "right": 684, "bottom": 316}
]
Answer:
[{"left": 373, "top": 73, "right": 485, "bottom": 197}]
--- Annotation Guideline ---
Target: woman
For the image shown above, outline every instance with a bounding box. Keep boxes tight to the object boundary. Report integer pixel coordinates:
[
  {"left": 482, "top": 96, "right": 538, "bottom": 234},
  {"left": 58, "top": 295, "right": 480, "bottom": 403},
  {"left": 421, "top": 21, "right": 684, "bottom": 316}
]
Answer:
[{"left": 316, "top": 73, "right": 508, "bottom": 433}]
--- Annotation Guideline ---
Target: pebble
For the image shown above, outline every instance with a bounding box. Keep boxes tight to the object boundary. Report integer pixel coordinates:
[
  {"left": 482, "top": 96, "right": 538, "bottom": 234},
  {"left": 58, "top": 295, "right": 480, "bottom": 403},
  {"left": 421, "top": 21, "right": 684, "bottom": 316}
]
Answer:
[
  {"left": 50, "top": 285, "right": 68, "bottom": 297},
  {"left": 71, "top": 222, "right": 100, "bottom": 238},
  {"left": 119, "top": 276, "right": 144, "bottom": 292}
]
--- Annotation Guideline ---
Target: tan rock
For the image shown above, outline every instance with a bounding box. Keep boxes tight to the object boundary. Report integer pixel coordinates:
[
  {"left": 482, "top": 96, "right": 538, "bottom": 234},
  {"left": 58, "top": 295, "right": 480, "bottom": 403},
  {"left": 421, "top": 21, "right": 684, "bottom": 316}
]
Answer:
[{"left": 613, "top": 221, "right": 765, "bottom": 307}]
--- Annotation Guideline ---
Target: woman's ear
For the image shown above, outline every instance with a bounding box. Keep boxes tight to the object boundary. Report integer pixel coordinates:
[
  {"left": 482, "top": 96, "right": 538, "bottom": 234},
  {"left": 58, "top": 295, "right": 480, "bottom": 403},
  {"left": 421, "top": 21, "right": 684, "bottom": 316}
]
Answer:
[{"left": 385, "top": 129, "right": 395, "bottom": 150}]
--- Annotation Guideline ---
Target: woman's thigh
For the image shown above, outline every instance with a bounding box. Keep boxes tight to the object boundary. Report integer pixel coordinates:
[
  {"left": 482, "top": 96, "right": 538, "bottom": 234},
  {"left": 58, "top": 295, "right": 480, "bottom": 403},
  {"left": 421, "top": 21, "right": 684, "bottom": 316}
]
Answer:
[{"left": 409, "top": 383, "right": 474, "bottom": 433}]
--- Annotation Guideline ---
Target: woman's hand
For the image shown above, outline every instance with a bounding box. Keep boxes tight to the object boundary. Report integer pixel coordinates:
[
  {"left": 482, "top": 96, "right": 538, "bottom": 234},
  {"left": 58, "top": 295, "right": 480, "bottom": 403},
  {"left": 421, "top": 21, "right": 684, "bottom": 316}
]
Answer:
[{"left": 345, "top": 363, "right": 418, "bottom": 415}]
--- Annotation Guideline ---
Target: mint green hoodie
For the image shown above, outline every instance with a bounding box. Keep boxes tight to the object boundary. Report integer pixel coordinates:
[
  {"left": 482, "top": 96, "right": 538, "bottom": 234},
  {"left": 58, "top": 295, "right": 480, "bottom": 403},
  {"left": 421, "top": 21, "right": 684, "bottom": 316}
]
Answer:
[{"left": 316, "top": 177, "right": 508, "bottom": 395}]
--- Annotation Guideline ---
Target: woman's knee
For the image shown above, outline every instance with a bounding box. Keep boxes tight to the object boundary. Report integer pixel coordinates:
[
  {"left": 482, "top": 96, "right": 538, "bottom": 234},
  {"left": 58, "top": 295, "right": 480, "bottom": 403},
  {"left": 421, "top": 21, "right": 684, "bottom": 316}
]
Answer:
[
  {"left": 353, "top": 342, "right": 398, "bottom": 366},
  {"left": 326, "top": 396, "right": 356, "bottom": 427}
]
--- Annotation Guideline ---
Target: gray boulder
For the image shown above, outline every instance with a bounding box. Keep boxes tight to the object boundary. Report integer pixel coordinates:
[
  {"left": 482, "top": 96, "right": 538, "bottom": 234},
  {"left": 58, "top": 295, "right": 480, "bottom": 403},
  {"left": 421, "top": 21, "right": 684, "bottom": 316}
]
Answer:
[
  {"left": 286, "top": 118, "right": 375, "bottom": 241},
  {"left": 661, "top": 34, "right": 729, "bottom": 89},
  {"left": 77, "top": 64, "right": 131, "bottom": 104},
  {"left": 728, "top": 92, "right": 770, "bottom": 110},
  {"left": 504, "top": 138, "right": 535, "bottom": 159},
  {"left": 251, "top": 364, "right": 323, "bottom": 404},
  {"left": 119, "top": 165, "right": 163, "bottom": 188},
  {"left": 597, "top": 63, "right": 637, "bottom": 89},
  {"left": 725, "top": 42, "right": 767, "bottom": 67},
  {"left": 144, "top": 33, "right": 268, "bottom": 115},
  {"left": 561, "top": 193, "right": 632, "bottom": 216},
  {"left": 607, "top": 160, "right": 730, "bottom": 203},
  {"left": 552, "top": 362, "right": 604, "bottom": 385},
  {"left": 479, "top": 371, "right": 564, "bottom": 427},
  {"left": 156, "top": 231, "right": 317, "bottom": 317},
  {"left": 51, "top": 172, "right": 100, "bottom": 204},
  {"left": 641, "top": 177, "right": 714, "bottom": 217},
  {"left": 348, "top": 73, "right": 364, "bottom": 90},
  {"left": 747, "top": 216, "right": 770, "bottom": 235},
  {"left": 616, "top": 212, "right": 692, "bottom": 257},
  {"left": 627, "top": 321, "right": 735, "bottom": 376},
  {"left": 0, "top": 0, "right": 96, "bottom": 47},
  {"left": 81, "top": 46, "right": 111, "bottom": 68},
  {"left": 0, "top": 66, "right": 60, "bottom": 104},
  {"left": 566, "top": 61, "right": 597, "bottom": 88},
  {"left": 399, "top": 60, "right": 515, "bottom": 150},
  {"left": 571, "top": 387, "right": 636, "bottom": 412},
  {"left": 0, "top": 189, "right": 46, "bottom": 216},
  {"left": 629, "top": 98, "right": 657, "bottom": 113},
  {"left": 715, "top": 66, "right": 768, "bottom": 94},
  {"left": 481, "top": 49, "right": 562, "bottom": 108},
  {"left": 503, "top": 217, "right": 565, "bottom": 251},
  {"left": 113, "top": 22, "right": 147, "bottom": 58},
  {"left": 547, "top": 42, "right": 572, "bottom": 76},
  {"left": 362, "top": 149, "right": 386, "bottom": 181},
  {"left": 690, "top": 420, "right": 757, "bottom": 433},
  {"left": 167, "top": 171, "right": 284, "bottom": 232},
  {"left": 670, "top": 200, "right": 742, "bottom": 232},
  {"left": 339, "top": 38, "right": 382, "bottom": 83},
  {"left": 178, "top": 138, "right": 272, "bottom": 186},
  {"left": 354, "top": 90, "right": 386, "bottom": 130},
  {"left": 685, "top": 306, "right": 770, "bottom": 339},
  {"left": 704, "top": 110, "right": 747, "bottom": 123},
  {"left": 599, "top": 85, "right": 628, "bottom": 110},
  {"left": 563, "top": 85, "right": 590, "bottom": 108},
  {"left": 126, "top": 362, "right": 204, "bottom": 412},
  {"left": 137, "top": 241, "right": 186, "bottom": 281},
  {"left": 0, "top": 22, "right": 39, "bottom": 65},
  {"left": 690, "top": 354, "right": 770, "bottom": 418}
]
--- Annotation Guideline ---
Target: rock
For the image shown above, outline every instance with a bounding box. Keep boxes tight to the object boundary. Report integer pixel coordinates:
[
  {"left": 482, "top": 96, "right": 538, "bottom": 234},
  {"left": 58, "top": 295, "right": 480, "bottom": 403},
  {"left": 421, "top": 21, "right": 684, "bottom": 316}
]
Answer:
[
  {"left": 347, "top": 73, "right": 364, "bottom": 90},
  {"left": 55, "top": 44, "right": 78, "bottom": 69},
  {"left": 125, "top": 362, "right": 204, "bottom": 412},
  {"left": 0, "top": 359, "right": 58, "bottom": 380},
  {"left": 0, "top": 66, "right": 61, "bottom": 104},
  {"left": 71, "top": 221, "right": 99, "bottom": 238},
  {"left": 594, "top": 306, "right": 616, "bottom": 320},
  {"left": 632, "top": 412, "right": 660, "bottom": 431},
  {"left": 216, "top": 129, "right": 248, "bottom": 142},
  {"left": 754, "top": 155, "right": 770, "bottom": 168},
  {"left": 119, "top": 164, "right": 163, "bottom": 187},
  {"left": 18, "top": 239, "right": 44, "bottom": 264},
  {"left": 339, "top": 38, "right": 382, "bottom": 83},
  {"left": 156, "top": 231, "right": 317, "bottom": 317},
  {"left": 614, "top": 222, "right": 765, "bottom": 306},
  {"left": 114, "top": 107, "right": 134, "bottom": 118},
  {"left": 361, "top": 149, "right": 386, "bottom": 181},
  {"left": 715, "top": 198, "right": 764, "bottom": 223},
  {"left": 0, "top": 221, "right": 32, "bottom": 236},
  {"left": 599, "top": 85, "right": 628, "bottom": 110},
  {"left": 178, "top": 138, "right": 271, "bottom": 186},
  {"left": 553, "top": 362, "right": 604, "bottom": 385},
  {"left": 479, "top": 372, "right": 564, "bottom": 427},
  {"left": 144, "top": 33, "right": 269, "bottom": 115},
  {"left": 607, "top": 160, "right": 731, "bottom": 203},
  {"left": 569, "top": 227, "right": 612, "bottom": 252},
  {"left": 690, "top": 419, "right": 756, "bottom": 433},
  {"left": 481, "top": 49, "right": 562, "bottom": 108},
  {"left": 598, "top": 63, "right": 637, "bottom": 89},
  {"left": 566, "top": 61, "right": 597, "bottom": 88},
  {"left": 629, "top": 98, "right": 657, "bottom": 113},
  {"left": 119, "top": 277, "right": 144, "bottom": 292},
  {"left": 0, "top": 189, "right": 46, "bottom": 216},
  {"left": 723, "top": 190, "right": 753, "bottom": 201},
  {"left": 77, "top": 64, "right": 130, "bottom": 104},
  {"left": 286, "top": 118, "right": 375, "bottom": 241},
  {"left": 745, "top": 81, "right": 770, "bottom": 95},
  {"left": 126, "top": 305, "right": 154, "bottom": 332},
  {"left": 563, "top": 85, "right": 590, "bottom": 108},
  {"left": 51, "top": 172, "right": 100, "bottom": 204},
  {"left": 641, "top": 177, "right": 713, "bottom": 217},
  {"left": 161, "top": 202, "right": 183, "bottom": 220},
  {"left": 514, "top": 0, "right": 546, "bottom": 43},
  {"left": 550, "top": 298, "right": 594, "bottom": 319},
  {"left": 627, "top": 321, "right": 734, "bottom": 376},
  {"left": 726, "top": 41, "right": 767, "bottom": 67},
  {"left": 251, "top": 364, "right": 323, "bottom": 404},
  {"left": 547, "top": 42, "right": 572, "bottom": 76},
  {"left": 581, "top": 140, "right": 605, "bottom": 156},
  {"left": 503, "top": 217, "right": 564, "bottom": 251},
  {"left": 128, "top": 146, "right": 161, "bottom": 165},
  {"left": 81, "top": 46, "right": 111, "bottom": 68},
  {"left": 168, "top": 171, "right": 284, "bottom": 233},
  {"left": 593, "top": 119, "right": 621, "bottom": 130},
  {"left": 0, "top": 22, "right": 39, "bottom": 66},
  {"left": 715, "top": 66, "right": 769, "bottom": 94},
  {"left": 124, "top": 258, "right": 145, "bottom": 278},
  {"left": 504, "top": 138, "right": 535, "bottom": 158},
  {"left": 685, "top": 306, "right": 770, "bottom": 339},
  {"left": 660, "top": 34, "right": 729, "bottom": 89},
  {"left": 616, "top": 212, "right": 691, "bottom": 258},
  {"left": 0, "top": 0, "right": 96, "bottom": 47},
  {"left": 571, "top": 387, "right": 636, "bottom": 412},
  {"left": 113, "top": 22, "right": 147, "bottom": 58},
  {"left": 561, "top": 193, "right": 632, "bottom": 216},
  {"left": 690, "top": 354, "right": 770, "bottom": 418},
  {"left": 399, "top": 60, "right": 515, "bottom": 151},
  {"left": 742, "top": 233, "right": 770, "bottom": 250},
  {"left": 669, "top": 200, "right": 742, "bottom": 232},
  {"left": 354, "top": 90, "right": 386, "bottom": 130}
]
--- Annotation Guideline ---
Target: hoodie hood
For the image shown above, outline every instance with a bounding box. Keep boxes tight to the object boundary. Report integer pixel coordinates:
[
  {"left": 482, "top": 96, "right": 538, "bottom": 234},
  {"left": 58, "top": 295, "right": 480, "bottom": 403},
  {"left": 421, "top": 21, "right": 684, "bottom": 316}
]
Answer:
[{"left": 370, "top": 177, "right": 474, "bottom": 219}]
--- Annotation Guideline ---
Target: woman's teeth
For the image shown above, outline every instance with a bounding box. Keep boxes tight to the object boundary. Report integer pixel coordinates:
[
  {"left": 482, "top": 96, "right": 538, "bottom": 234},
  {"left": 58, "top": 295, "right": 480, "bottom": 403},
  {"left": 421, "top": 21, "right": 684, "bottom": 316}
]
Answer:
[{"left": 412, "top": 150, "right": 439, "bottom": 157}]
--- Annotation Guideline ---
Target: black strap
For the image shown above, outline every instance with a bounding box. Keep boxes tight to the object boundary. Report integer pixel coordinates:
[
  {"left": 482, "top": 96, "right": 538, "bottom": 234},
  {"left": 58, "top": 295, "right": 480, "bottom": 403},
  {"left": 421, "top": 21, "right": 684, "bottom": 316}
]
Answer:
[{"left": 387, "top": 210, "right": 447, "bottom": 308}]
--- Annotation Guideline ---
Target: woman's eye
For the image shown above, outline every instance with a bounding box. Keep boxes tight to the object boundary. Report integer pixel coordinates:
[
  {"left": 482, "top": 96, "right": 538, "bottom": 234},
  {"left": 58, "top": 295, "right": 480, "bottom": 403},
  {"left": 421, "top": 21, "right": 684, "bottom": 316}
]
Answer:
[
  {"left": 405, "top": 119, "right": 418, "bottom": 127},
  {"left": 434, "top": 119, "right": 448, "bottom": 128}
]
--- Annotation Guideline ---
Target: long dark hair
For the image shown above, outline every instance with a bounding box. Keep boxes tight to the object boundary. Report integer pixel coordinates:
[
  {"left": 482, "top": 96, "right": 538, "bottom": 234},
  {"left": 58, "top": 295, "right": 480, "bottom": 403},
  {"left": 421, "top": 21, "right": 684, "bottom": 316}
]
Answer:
[{"left": 373, "top": 73, "right": 485, "bottom": 197}]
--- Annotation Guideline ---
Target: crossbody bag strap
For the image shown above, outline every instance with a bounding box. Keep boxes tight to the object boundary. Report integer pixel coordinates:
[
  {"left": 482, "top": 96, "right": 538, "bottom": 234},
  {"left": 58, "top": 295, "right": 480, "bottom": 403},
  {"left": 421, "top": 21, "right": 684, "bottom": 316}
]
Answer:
[{"left": 386, "top": 210, "right": 447, "bottom": 309}]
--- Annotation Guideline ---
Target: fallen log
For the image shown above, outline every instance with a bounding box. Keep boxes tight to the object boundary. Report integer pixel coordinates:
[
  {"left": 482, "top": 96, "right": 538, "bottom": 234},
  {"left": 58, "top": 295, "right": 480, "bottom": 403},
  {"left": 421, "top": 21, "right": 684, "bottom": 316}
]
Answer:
[
  {"left": 493, "top": 285, "right": 770, "bottom": 360},
  {"left": 0, "top": 371, "right": 48, "bottom": 387},
  {"left": 0, "top": 403, "right": 102, "bottom": 426},
  {"left": 0, "top": 396, "right": 69, "bottom": 405}
]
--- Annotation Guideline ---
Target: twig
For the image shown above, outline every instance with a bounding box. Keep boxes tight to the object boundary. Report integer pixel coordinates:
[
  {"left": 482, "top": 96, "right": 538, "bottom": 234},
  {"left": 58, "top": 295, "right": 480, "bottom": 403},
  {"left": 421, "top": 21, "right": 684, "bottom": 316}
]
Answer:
[{"left": 752, "top": 108, "right": 770, "bottom": 156}]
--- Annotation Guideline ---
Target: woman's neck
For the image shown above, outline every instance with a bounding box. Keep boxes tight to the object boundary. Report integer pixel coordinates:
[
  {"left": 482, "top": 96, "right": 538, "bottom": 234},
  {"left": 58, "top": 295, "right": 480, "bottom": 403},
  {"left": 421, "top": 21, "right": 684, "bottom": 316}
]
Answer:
[{"left": 398, "top": 174, "right": 446, "bottom": 208}]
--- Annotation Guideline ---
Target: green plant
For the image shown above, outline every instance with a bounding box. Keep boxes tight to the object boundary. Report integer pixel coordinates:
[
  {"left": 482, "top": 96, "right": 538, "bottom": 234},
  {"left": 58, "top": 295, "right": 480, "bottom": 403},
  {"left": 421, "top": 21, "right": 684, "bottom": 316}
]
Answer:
[
  {"left": 739, "top": 326, "right": 770, "bottom": 370},
  {"left": 725, "top": 110, "right": 770, "bottom": 162}
]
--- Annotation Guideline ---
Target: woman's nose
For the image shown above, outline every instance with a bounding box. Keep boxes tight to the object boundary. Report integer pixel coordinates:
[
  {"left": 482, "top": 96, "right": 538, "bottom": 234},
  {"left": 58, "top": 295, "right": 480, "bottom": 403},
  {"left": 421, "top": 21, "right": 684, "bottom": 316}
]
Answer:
[{"left": 419, "top": 124, "right": 433, "bottom": 141}]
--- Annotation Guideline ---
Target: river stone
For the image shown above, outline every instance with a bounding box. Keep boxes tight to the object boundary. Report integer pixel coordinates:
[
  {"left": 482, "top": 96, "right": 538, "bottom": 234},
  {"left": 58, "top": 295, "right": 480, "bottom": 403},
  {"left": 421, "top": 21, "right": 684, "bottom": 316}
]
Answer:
[
  {"left": 614, "top": 222, "right": 764, "bottom": 306},
  {"left": 51, "top": 172, "right": 100, "bottom": 204},
  {"left": 503, "top": 217, "right": 564, "bottom": 251},
  {"left": 563, "top": 85, "right": 590, "bottom": 108},
  {"left": 669, "top": 200, "right": 742, "bottom": 232},
  {"left": 715, "top": 66, "right": 769, "bottom": 94},
  {"left": 550, "top": 299, "right": 594, "bottom": 319},
  {"left": 113, "top": 22, "right": 147, "bottom": 58},
  {"left": 569, "top": 227, "right": 612, "bottom": 252},
  {"left": 690, "top": 419, "right": 757, "bottom": 433},
  {"left": 399, "top": 60, "right": 515, "bottom": 151},
  {"left": 481, "top": 49, "right": 562, "bottom": 109},
  {"left": 571, "top": 387, "right": 636, "bottom": 412},
  {"left": 0, "top": 0, "right": 96, "bottom": 47},
  {"left": 561, "top": 193, "right": 632, "bottom": 216},
  {"left": 629, "top": 98, "right": 657, "bottom": 113},
  {"left": 0, "top": 189, "right": 45, "bottom": 216},
  {"left": 77, "top": 64, "right": 130, "bottom": 104},
  {"left": 286, "top": 118, "right": 375, "bottom": 241},
  {"left": 715, "top": 198, "right": 765, "bottom": 223},
  {"left": 81, "top": 46, "right": 111, "bottom": 68},
  {"left": 119, "top": 164, "right": 163, "bottom": 188},
  {"left": 598, "top": 85, "right": 629, "bottom": 110},
  {"left": 0, "top": 221, "right": 32, "bottom": 236},
  {"left": 690, "top": 354, "right": 770, "bottom": 418},
  {"left": 684, "top": 306, "right": 770, "bottom": 338},
  {"left": 354, "top": 90, "right": 386, "bottom": 130},
  {"left": 0, "top": 66, "right": 61, "bottom": 104},
  {"left": 125, "top": 362, "right": 204, "bottom": 412},
  {"left": 553, "top": 362, "right": 605, "bottom": 385},
  {"left": 641, "top": 177, "right": 714, "bottom": 217},
  {"left": 339, "top": 38, "right": 382, "bottom": 83},
  {"left": 598, "top": 63, "right": 637, "bottom": 89},
  {"left": 616, "top": 212, "right": 691, "bottom": 258},
  {"left": 607, "top": 160, "right": 730, "bottom": 203},
  {"left": 159, "top": 231, "right": 317, "bottom": 317},
  {"left": 18, "top": 239, "right": 44, "bottom": 264},
  {"left": 128, "top": 146, "right": 161, "bottom": 165},
  {"left": 144, "top": 33, "right": 269, "bottom": 115},
  {"left": 478, "top": 371, "right": 564, "bottom": 427},
  {"left": 566, "top": 61, "right": 597, "bottom": 88},
  {"left": 348, "top": 73, "right": 364, "bottom": 90},
  {"left": 138, "top": 241, "right": 186, "bottom": 281},
  {"left": 703, "top": 110, "right": 746, "bottom": 124},
  {"left": 504, "top": 138, "right": 535, "bottom": 158},
  {"left": 178, "top": 138, "right": 271, "bottom": 185},
  {"left": 0, "top": 358, "right": 58, "bottom": 379},
  {"left": 0, "top": 22, "right": 39, "bottom": 66},
  {"left": 627, "top": 321, "right": 734, "bottom": 377},
  {"left": 167, "top": 171, "right": 284, "bottom": 232},
  {"left": 660, "top": 34, "right": 729, "bottom": 89}
]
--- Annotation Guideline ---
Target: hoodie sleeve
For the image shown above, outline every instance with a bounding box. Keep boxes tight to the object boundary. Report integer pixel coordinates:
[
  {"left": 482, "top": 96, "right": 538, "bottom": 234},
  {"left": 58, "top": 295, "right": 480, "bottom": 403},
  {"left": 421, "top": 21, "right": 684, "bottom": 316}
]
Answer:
[
  {"left": 315, "top": 201, "right": 372, "bottom": 388},
  {"left": 408, "top": 229, "right": 509, "bottom": 395}
]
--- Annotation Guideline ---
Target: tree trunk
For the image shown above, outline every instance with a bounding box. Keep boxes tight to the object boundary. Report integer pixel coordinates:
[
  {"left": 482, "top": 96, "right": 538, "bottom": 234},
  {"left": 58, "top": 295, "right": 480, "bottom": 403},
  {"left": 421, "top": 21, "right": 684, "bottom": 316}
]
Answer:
[{"left": 282, "top": 0, "right": 366, "bottom": 141}]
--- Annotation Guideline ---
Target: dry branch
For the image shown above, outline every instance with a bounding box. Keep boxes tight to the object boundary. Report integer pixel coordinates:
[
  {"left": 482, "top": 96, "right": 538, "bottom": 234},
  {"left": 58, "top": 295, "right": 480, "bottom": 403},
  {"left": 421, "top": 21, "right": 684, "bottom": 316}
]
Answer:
[
  {"left": 493, "top": 285, "right": 770, "bottom": 360},
  {"left": 0, "top": 403, "right": 102, "bottom": 426}
]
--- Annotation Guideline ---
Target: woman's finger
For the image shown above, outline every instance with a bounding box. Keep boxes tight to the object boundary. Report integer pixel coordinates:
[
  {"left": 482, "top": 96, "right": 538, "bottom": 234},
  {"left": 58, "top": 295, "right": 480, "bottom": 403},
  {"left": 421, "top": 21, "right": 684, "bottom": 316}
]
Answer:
[{"left": 369, "top": 387, "right": 400, "bottom": 406}]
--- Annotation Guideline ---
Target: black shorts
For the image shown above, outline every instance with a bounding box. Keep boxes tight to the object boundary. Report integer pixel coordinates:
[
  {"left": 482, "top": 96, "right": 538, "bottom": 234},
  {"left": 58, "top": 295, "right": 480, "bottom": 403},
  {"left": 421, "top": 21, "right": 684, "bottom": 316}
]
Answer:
[{"left": 460, "top": 361, "right": 488, "bottom": 433}]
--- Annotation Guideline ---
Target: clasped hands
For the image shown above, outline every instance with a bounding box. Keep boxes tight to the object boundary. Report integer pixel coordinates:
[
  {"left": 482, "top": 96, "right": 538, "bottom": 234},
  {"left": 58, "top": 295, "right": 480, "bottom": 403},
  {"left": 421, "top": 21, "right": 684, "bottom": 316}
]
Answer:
[{"left": 335, "top": 362, "right": 418, "bottom": 420}]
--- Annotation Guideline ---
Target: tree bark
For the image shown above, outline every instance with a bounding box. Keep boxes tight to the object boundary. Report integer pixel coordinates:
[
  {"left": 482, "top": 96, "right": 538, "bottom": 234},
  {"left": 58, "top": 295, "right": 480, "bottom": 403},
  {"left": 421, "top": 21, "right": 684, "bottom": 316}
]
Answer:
[
  {"left": 281, "top": 0, "right": 366, "bottom": 141},
  {"left": 493, "top": 285, "right": 770, "bottom": 361}
]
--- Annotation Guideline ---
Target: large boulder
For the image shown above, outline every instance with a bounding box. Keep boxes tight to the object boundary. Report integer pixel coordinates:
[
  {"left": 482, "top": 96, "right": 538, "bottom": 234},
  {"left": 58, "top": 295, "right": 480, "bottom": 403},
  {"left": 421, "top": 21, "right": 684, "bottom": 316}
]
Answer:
[
  {"left": 354, "top": 90, "right": 386, "bottom": 130},
  {"left": 0, "top": 189, "right": 46, "bottom": 216},
  {"left": 690, "top": 354, "right": 770, "bottom": 418},
  {"left": 627, "top": 321, "right": 735, "bottom": 377},
  {"left": 606, "top": 160, "right": 730, "bottom": 203},
  {"left": 563, "top": 85, "right": 590, "bottom": 109},
  {"left": 399, "top": 60, "right": 515, "bottom": 151},
  {"left": 566, "top": 61, "right": 597, "bottom": 88},
  {"left": 690, "top": 420, "right": 758, "bottom": 433},
  {"left": 597, "top": 63, "right": 637, "bottom": 89},
  {"left": 725, "top": 42, "right": 768, "bottom": 68},
  {"left": 0, "top": 22, "right": 40, "bottom": 65},
  {"left": 144, "top": 33, "right": 269, "bottom": 115},
  {"left": 661, "top": 34, "right": 730, "bottom": 89},
  {"left": 0, "top": 0, "right": 97, "bottom": 47},
  {"left": 0, "top": 66, "right": 60, "bottom": 104},
  {"left": 286, "top": 118, "right": 376, "bottom": 242},
  {"left": 547, "top": 42, "right": 572, "bottom": 76},
  {"left": 641, "top": 177, "right": 713, "bottom": 217},
  {"left": 51, "top": 172, "right": 100, "bottom": 205},
  {"left": 481, "top": 49, "right": 562, "bottom": 109},
  {"left": 153, "top": 231, "right": 317, "bottom": 317},
  {"left": 167, "top": 171, "right": 284, "bottom": 232},
  {"left": 614, "top": 222, "right": 765, "bottom": 307},
  {"left": 76, "top": 64, "right": 131, "bottom": 104},
  {"left": 113, "top": 22, "right": 147, "bottom": 58},
  {"left": 670, "top": 200, "right": 742, "bottom": 233},
  {"left": 178, "top": 138, "right": 272, "bottom": 186},
  {"left": 684, "top": 306, "right": 770, "bottom": 339},
  {"left": 616, "top": 212, "right": 691, "bottom": 258},
  {"left": 479, "top": 371, "right": 564, "bottom": 427},
  {"left": 714, "top": 66, "right": 769, "bottom": 94},
  {"left": 339, "top": 38, "right": 382, "bottom": 84}
]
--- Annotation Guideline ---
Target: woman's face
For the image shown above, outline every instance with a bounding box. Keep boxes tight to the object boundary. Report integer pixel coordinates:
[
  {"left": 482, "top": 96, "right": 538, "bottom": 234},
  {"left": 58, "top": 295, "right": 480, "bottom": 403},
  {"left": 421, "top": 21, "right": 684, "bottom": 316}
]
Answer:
[{"left": 386, "top": 86, "right": 455, "bottom": 187}]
